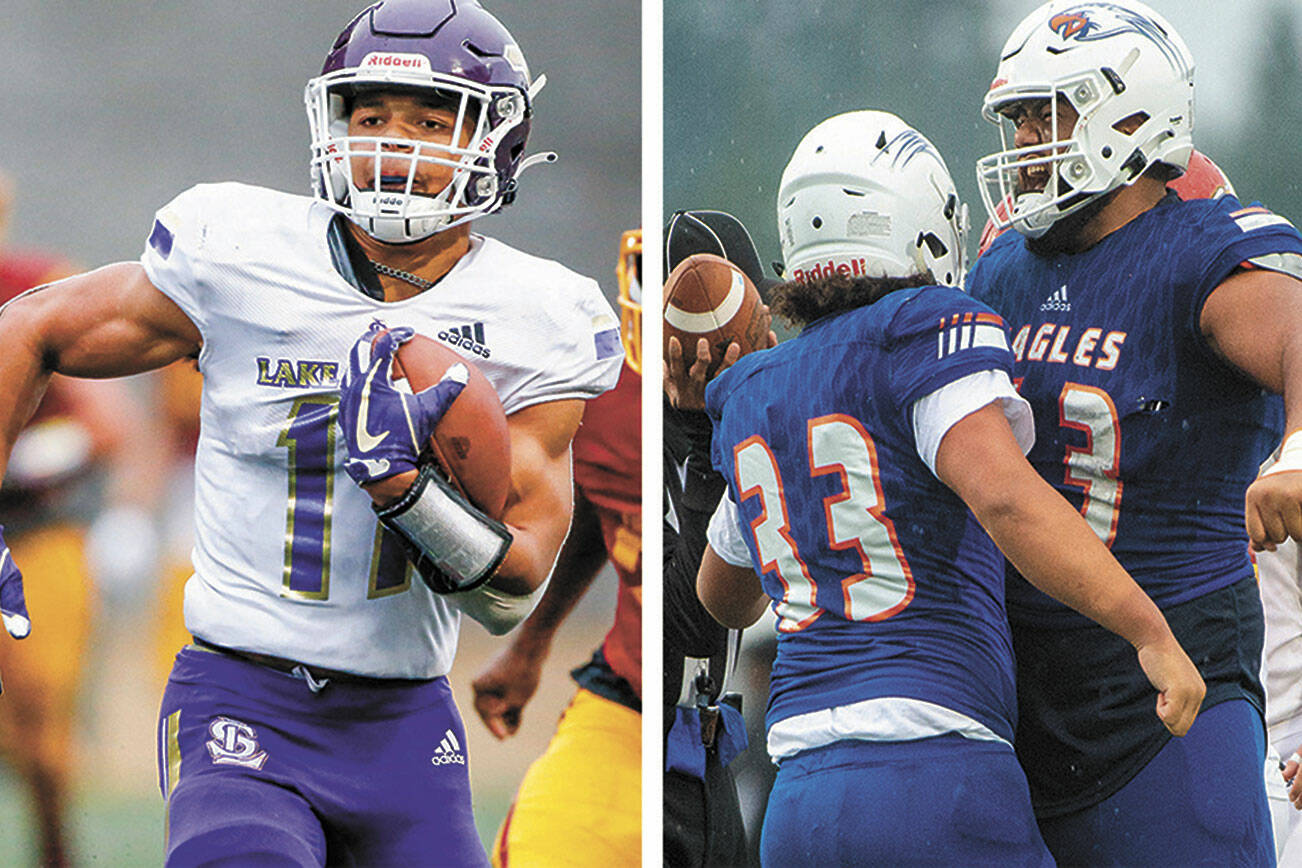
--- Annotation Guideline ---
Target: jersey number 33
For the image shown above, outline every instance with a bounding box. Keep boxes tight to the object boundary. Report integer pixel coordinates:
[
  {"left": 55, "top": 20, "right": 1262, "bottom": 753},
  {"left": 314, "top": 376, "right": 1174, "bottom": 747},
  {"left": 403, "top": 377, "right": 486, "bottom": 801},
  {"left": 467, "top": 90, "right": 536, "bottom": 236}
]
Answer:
[{"left": 734, "top": 414, "right": 915, "bottom": 633}]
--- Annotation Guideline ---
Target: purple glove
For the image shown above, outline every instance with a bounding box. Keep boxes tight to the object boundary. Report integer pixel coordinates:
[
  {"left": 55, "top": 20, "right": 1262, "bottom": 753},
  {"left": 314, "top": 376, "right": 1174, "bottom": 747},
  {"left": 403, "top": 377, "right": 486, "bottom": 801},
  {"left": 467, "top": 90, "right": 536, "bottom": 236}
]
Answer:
[
  {"left": 0, "top": 525, "right": 30, "bottom": 641},
  {"left": 338, "top": 324, "right": 467, "bottom": 486}
]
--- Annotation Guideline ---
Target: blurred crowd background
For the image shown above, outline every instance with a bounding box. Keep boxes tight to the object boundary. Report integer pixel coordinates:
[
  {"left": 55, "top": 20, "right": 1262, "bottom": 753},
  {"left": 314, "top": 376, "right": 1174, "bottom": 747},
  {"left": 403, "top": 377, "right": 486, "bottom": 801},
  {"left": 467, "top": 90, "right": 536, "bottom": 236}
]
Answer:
[
  {"left": 0, "top": 1, "right": 637, "bottom": 863},
  {"left": 665, "top": 0, "right": 1302, "bottom": 859}
]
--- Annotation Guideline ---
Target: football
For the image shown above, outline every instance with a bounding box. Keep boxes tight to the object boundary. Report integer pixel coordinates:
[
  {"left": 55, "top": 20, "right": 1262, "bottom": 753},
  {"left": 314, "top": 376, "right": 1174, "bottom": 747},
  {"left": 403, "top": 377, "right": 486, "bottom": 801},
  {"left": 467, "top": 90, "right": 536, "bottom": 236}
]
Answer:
[
  {"left": 663, "top": 252, "right": 767, "bottom": 379},
  {"left": 383, "top": 331, "right": 511, "bottom": 519}
]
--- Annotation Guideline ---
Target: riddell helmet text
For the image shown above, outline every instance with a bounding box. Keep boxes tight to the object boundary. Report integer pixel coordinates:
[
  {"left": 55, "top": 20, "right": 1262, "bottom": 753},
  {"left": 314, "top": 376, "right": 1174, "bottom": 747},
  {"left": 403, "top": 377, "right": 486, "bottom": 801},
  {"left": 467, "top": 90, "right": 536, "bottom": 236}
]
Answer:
[
  {"left": 793, "top": 258, "right": 870, "bottom": 282},
  {"left": 362, "top": 54, "right": 429, "bottom": 69}
]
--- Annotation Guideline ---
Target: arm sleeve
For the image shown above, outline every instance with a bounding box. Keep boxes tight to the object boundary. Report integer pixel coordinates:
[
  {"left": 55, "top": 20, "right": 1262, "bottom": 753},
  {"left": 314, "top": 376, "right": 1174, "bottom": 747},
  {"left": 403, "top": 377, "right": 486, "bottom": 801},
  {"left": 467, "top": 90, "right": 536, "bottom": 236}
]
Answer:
[
  {"left": 139, "top": 185, "right": 212, "bottom": 339},
  {"left": 502, "top": 277, "right": 624, "bottom": 414},
  {"left": 1182, "top": 199, "right": 1302, "bottom": 351},
  {"left": 886, "top": 287, "right": 1019, "bottom": 410},
  {"left": 705, "top": 493, "right": 753, "bottom": 567},
  {"left": 911, "top": 369, "right": 1034, "bottom": 477}
]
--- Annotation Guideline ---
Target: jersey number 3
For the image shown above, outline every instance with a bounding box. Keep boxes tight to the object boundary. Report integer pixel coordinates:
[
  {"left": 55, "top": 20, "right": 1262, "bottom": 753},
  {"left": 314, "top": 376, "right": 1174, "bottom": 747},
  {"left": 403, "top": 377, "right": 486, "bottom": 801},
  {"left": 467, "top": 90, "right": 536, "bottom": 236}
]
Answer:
[
  {"left": 1058, "top": 382, "right": 1123, "bottom": 547},
  {"left": 734, "top": 414, "right": 914, "bottom": 633}
]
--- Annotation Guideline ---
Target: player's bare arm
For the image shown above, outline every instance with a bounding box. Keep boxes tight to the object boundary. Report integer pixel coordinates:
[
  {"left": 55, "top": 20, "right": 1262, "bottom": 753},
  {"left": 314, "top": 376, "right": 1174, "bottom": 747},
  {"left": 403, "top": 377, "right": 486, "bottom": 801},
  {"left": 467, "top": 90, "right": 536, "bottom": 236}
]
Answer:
[
  {"left": 471, "top": 489, "right": 607, "bottom": 739},
  {"left": 696, "top": 545, "right": 768, "bottom": 629},
  {"left": 1199, "top": 268, "right": 1302, "bottom": 550},
  {"left": 0, "top": 263, "right": 199, "bottom": 471},
  {"left": 0, "top": 262, "right": 198, "bottom": 642},
  {"left": 936, "top": 402, "right": 1205, "bottom": 737},
  {"left": 490, "top": 398, "right": 585, "bottom": 593}
]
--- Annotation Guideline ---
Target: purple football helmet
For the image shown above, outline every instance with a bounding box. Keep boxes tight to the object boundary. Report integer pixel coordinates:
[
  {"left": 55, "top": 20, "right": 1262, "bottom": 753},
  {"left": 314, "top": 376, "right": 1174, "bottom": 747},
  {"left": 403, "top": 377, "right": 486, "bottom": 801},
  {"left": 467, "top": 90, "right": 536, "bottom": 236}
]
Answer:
[{"left": 305, "top": 0, "right": 553, "bottom": 242}]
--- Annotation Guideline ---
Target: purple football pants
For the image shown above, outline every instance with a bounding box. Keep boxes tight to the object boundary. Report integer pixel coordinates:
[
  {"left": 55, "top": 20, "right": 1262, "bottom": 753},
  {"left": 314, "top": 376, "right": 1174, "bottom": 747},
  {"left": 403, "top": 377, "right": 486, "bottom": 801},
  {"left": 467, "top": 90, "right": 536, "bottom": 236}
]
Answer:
[{"left": 157, "top": 645, "right": 487, "bottom": 867}]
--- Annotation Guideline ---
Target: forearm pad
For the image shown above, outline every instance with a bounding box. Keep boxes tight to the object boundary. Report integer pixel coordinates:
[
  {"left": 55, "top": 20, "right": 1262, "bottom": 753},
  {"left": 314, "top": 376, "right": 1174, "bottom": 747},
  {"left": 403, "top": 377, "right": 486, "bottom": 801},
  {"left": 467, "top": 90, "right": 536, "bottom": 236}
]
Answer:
[
  {"left": 449, "top": 576, "right": 548, "bottom": 636},
  {"left": 374, "top": 464, "right": 513, "bottom": 594}
]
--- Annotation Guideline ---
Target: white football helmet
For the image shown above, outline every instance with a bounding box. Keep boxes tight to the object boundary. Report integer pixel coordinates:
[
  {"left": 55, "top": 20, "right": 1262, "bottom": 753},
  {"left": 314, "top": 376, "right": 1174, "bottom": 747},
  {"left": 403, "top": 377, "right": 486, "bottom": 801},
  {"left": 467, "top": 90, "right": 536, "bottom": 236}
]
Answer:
[
  {"left": 976, "top": 0, "right": 1195, "bottom": 238},
  {"left": 777, "top": 110, "right": 968, "bottom": 288},
  {"left": 305, "top": 0, "right": 554, "bottom": 244}
]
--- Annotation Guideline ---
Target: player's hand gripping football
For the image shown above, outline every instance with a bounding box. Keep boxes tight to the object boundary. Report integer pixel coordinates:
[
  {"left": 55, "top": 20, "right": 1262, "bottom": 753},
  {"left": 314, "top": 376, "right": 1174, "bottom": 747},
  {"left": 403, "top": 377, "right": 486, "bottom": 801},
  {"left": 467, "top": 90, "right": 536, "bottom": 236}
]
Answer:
[
  {"left": 1134, "top": 633, "right": 1205, "bottom": 737},
  {"left": 338, "top": 325, "right": 467, "bottom": 487},
  {"left": 470, "top": 641, "right": 547, "bottom": 740},
  {"left": 664, "top": 336, "right": 740, "bottom": 410},
  {"left": 663, "top": 306, "right": 777, "bottom": 410}
]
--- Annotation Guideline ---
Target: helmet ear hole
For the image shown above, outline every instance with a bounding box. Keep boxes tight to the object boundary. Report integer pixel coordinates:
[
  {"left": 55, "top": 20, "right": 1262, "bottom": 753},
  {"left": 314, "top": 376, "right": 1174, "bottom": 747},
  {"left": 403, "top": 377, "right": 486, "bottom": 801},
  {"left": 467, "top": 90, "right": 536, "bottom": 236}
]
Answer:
[
  {"left": 919, "top": 232, "right": 949, "bottom": 259},
  {"left": 1112, "top": 112, "right": 1149, "bottom": 135}
]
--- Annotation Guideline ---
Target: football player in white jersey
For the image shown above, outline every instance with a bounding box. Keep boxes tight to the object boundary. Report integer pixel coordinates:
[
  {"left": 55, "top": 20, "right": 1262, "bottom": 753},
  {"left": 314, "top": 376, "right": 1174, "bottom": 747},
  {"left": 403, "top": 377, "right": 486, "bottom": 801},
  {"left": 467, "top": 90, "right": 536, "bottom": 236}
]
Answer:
[{"left": 0, "top": 1, "right": 622, "bottom": 865}]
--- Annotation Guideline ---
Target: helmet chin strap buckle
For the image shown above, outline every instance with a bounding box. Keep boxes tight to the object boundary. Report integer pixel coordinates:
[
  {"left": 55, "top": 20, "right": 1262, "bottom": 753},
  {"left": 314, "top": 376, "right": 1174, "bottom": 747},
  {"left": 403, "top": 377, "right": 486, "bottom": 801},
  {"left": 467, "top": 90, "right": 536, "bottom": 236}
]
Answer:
[
  {"left": 518, "top": 152, "right": 557, "bottom": 174},
  {"left": 498, "top": 152, "right": 556, "bottom": 207},
  {"left": 527, "top": 73, "right": 548, "bottom": 101}
]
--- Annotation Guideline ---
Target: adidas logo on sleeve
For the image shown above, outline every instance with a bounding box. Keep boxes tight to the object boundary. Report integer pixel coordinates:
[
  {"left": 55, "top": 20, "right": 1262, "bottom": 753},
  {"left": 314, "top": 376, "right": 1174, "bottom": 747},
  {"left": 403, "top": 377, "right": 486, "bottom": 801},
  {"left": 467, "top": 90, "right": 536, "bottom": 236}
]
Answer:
[{"left": 431, "top": 729, "right": 467, "bottom": 766}]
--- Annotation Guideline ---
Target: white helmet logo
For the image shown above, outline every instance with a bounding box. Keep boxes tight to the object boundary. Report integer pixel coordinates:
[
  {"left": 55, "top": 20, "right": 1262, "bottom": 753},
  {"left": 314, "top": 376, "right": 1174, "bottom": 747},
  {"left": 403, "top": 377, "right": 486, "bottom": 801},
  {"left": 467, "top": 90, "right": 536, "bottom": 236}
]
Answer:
[{"left": 1046, "top": 5, "right": 1190, "bottom": 77}]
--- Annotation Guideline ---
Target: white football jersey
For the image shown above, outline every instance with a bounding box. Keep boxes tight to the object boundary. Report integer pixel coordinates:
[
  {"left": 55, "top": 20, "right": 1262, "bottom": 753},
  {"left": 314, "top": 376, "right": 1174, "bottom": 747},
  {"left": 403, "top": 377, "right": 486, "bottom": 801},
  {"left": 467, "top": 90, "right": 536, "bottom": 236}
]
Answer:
[{"left": 141, "top": 182, "right": 622, "bottom": 678}]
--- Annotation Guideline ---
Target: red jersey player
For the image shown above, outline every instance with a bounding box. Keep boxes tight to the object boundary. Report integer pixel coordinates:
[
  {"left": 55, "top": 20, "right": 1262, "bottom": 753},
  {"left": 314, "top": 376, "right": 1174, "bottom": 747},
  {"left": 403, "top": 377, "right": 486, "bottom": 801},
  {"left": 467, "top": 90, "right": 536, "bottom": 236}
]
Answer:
[
  {"left": 0, "top": 173, "right": 159, "bottom": 867},
  {"left": 472, "top": 229, "right": 642, "bottom": 866}
]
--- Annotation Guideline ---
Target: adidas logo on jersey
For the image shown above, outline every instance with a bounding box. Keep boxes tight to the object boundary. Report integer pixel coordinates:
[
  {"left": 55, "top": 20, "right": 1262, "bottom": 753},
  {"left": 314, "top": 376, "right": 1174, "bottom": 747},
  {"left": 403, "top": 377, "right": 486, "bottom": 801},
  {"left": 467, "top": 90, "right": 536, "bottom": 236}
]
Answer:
[
  {"left": 1040, "top": 285, "right": 1071, "bottom": 312},
  {"left": 430, "top": 729, "right": 467, "bottom": 766},
  {"left": 438, "top": 322, "right": 491, "bottom": 359}
]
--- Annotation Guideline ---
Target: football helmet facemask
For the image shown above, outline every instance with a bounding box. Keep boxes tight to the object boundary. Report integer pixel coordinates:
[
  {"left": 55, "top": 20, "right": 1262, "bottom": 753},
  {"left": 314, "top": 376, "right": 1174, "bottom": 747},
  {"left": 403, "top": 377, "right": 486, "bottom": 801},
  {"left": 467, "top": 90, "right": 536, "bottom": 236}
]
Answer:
[
  {"left": 977, "top": 0, "right": 1195, "bottom": 239},
  {"left": 777, "top": 110, "right": 968, "bottom": 289},
  {"left": 306, "top": 0, "right": 555, "bottom": 244},
  {"left": 977, "top": 149, "right": 1232, "bottom": 258},
  {"left": 616, "top": 228, "right": 642, "bottom": 375}
]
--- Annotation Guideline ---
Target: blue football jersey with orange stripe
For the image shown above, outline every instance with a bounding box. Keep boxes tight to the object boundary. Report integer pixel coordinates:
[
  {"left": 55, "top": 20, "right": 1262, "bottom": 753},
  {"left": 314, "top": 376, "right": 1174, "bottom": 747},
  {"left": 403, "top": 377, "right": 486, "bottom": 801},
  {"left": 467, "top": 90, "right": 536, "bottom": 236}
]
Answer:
[
  {"left": 969, "top": 192, "right": 1302, "bottom": 627},
  {"left": 705, "top": 286, "right": 1020, "bottom": 742}
]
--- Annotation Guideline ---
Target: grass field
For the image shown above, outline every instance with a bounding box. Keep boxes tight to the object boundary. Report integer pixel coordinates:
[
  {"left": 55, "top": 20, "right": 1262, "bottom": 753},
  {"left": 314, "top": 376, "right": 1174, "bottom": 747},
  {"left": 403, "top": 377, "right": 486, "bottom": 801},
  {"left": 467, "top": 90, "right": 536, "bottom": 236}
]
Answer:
[{"left": 0, "top": 770, "right": 521, "bottom": 865}]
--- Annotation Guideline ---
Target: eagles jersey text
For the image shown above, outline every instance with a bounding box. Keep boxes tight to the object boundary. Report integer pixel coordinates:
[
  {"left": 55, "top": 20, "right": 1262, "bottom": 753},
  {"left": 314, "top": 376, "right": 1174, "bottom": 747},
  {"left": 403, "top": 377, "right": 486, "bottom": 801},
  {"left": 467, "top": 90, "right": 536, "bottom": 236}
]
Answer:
[{"left": 969, "top": 193, "right": 1302, "bottom": 627}]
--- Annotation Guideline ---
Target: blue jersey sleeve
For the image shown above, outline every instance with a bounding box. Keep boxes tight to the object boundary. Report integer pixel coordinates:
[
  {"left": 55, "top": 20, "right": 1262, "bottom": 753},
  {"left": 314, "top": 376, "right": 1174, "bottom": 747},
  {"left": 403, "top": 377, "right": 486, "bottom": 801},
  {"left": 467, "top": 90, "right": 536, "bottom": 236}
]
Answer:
[
  {"left": 1177, "top": 196, "right": 1302, "bottom": 353},
  {"left": 884, "top": 287, "right": 1017, "bottom": 410}
]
